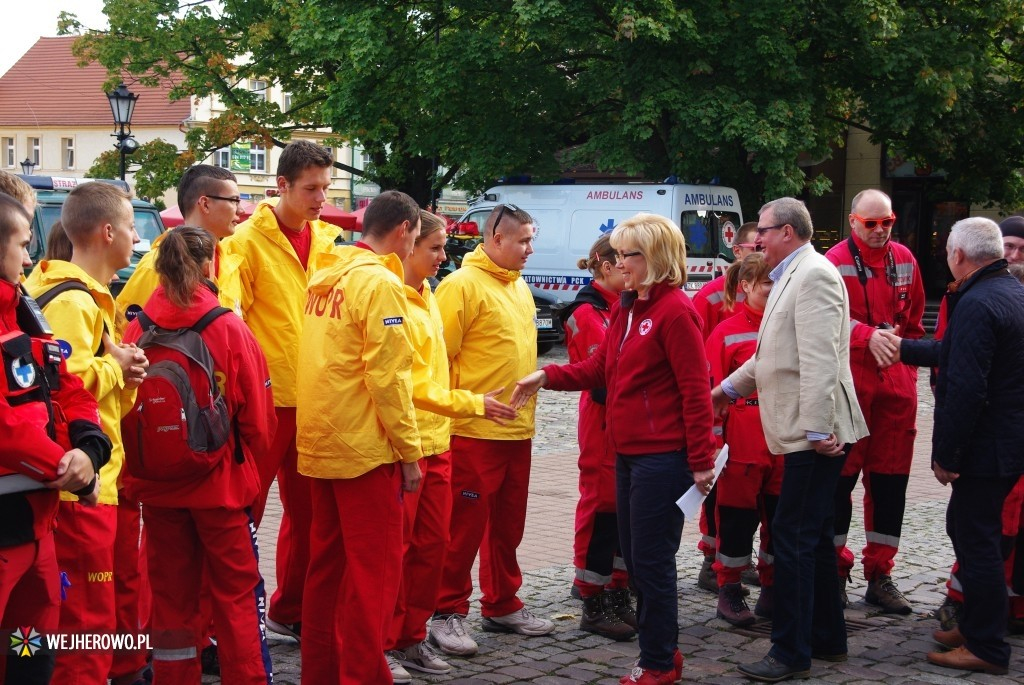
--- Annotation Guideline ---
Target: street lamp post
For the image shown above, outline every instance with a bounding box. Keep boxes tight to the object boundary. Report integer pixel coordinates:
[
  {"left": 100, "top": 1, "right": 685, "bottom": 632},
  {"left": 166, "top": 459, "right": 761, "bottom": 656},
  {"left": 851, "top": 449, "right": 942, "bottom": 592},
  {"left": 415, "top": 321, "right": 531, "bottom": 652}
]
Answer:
[
  {"left": 20, "top": 158, "right": 36, "bottom": 175},
  {"left": 106, "top": 82, "right": 140, "bottom": 181}
]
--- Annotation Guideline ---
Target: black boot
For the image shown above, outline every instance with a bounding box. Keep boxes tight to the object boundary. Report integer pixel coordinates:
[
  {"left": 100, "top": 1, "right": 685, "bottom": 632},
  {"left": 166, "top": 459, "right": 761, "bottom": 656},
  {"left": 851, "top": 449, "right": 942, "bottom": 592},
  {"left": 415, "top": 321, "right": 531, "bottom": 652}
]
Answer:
[
  {"left": 604, "top": 587, "right": 638, "bottom": 630},
  {"left": 580, "top": 593, "right": 636, "bottom": 641}
]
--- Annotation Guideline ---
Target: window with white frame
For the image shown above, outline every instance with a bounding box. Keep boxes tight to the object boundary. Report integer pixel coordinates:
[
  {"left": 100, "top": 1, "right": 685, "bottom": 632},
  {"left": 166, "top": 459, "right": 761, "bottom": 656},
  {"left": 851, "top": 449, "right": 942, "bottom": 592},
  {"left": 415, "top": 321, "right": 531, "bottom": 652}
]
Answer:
[
  {"left": 250, "top": 79, "right": 268, "bottom": 101},
  {"left": 323, "top": 146, "right": 336, "bottom": 176},
  {"left": 283, "top": 92, "right": 293, "bottom": 112},
  {"left": 250, "top": 144, "right": 266, "bottom": 172},
  {"left": 215, "top": 147, "right": 230, "bottom": 168},
  {"left": 2, "top": 138, "right": 13, "bottom": 168},
  {"left": 361, "top": 150, "right": 373, "bottom": 166},
  {"left": 29, "top": 137, "right": 40, "bottom": 165},
  {"left": 62, "top": 137, "right": 75, "bottom": 170}
]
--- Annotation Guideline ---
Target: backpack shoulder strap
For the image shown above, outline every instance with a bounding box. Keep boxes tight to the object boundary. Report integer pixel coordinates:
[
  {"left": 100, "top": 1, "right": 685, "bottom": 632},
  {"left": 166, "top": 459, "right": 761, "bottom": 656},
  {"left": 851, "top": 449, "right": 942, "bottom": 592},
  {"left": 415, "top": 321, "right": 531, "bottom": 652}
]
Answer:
[
  {"left": 34, "top": 280, "right": 92, "bottom": 310},
  {"left": 190, "top": 307, "right": 233, "bottom": 334},
  {"left": 35, "top": 280, "right": 107, "bottom": 356}
]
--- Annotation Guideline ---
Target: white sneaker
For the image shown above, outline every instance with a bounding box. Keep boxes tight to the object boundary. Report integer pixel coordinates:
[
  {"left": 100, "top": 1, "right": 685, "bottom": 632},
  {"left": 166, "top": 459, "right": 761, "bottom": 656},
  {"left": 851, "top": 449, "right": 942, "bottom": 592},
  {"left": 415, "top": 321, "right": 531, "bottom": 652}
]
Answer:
[
  {"left": 427, "top": 614, "right": 478, "bottom": 656},
  {"left": 385, "top": 651, "right": 412, "bottom": 684},
  {"left": 395, "top": 641, "right": 453, "bottom": 675},
  {"left": 481, "top": 607, "right": 555, "bottom": 636}
]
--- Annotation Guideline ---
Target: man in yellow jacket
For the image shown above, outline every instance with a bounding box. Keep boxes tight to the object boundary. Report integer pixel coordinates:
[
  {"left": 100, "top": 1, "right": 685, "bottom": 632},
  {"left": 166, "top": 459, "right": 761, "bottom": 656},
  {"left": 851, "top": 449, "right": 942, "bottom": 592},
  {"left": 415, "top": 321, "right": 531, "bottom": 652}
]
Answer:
[
  {"left": 429, "top": 203, "right": 553, "bottom": 656},
  {"left": 114, "top": 163, "right": 244, "bottom": 679},
  {"left": 25, "top": 181, "right": 149, "bottom": 685},
  {"left": 296, "top": 189, "right": 423, "bottom": 685},
  {"left": 117, "top": 164, "right": 244, "bottom": 321},
  {"left": 221, "top": 140, "right": 339, "bottom": 641}
]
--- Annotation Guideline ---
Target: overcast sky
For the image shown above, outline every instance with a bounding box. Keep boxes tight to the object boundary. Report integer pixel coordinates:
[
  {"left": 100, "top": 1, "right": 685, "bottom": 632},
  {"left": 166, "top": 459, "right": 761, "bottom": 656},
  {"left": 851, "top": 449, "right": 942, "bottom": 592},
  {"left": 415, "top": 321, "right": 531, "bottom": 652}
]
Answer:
[{"left": 1, "top": 1, "right": 108, "bottom": 77}]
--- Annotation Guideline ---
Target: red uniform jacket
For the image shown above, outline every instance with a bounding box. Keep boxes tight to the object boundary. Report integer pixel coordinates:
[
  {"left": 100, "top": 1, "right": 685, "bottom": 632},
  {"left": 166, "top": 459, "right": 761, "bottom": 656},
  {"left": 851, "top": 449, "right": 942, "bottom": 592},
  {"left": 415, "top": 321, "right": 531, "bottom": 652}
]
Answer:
[
  {"left": 691, "top": 275, "right": 745, "bottom": 342},
  {"left": 825, "top": 234, "right": 925, "bottom": 369},
  {"left": 562, "top": 282, "right": 617, "bottom": 466},
  {"left": 0, "top": 279, "right": 107, "bottom": 547},
  {"left": 545, "top": 283, "right": 716, "bottom": 473},
  {"left": 122, "top": 284, "right": 276, "bottom": 509},
  {"left": 706, "top": 304, "right": 771, "bottom": 464}
]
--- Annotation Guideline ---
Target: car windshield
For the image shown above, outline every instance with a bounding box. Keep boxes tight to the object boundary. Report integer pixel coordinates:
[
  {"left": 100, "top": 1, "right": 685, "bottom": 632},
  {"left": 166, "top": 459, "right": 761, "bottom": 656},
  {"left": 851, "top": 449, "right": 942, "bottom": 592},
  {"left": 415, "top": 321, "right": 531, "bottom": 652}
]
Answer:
[{"left": 34, "top": 204, "right": 162, "bottom": 255}]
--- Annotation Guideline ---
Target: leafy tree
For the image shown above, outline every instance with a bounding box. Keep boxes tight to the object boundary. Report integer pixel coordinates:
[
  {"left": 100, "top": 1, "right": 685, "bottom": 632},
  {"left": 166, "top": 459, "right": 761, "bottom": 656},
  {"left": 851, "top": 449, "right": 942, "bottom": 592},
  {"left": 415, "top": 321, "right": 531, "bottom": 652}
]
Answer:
[
  {"left": 85, "top": 138, "right": 194, "bottom": 206},
  {"left": 63, "top": 1, "right": 1024, "bottom": 212}
]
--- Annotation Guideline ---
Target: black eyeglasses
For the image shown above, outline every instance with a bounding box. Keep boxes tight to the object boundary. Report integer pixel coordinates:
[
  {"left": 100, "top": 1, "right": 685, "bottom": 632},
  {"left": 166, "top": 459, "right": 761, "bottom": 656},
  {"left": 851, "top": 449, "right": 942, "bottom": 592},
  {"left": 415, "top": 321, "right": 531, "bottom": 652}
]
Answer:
[
  {"left": 615, "top": 251, "right": 643, "bottom": 261},
  {"left": 206, "top": 195, "right": 242, "bottom": 206},
  {"left": 492, "top": 203, "right": 520, "bottom": 231},
  {"left": 755, "top": 224, "right": 787, "bottom": 236}
]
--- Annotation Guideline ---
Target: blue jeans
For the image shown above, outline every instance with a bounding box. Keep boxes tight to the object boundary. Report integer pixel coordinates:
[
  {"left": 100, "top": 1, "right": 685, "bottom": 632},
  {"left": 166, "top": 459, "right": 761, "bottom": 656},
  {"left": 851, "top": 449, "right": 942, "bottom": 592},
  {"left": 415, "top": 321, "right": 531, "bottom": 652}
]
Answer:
[
  {"left": 616, "top": 451, "right": 692, "bottom": 671},
  {"left": 947, "top": 474, "right": 1016, "bottom": 668},
  {"left": 768, "top": 449, "right": 847, "bottom": 669}
]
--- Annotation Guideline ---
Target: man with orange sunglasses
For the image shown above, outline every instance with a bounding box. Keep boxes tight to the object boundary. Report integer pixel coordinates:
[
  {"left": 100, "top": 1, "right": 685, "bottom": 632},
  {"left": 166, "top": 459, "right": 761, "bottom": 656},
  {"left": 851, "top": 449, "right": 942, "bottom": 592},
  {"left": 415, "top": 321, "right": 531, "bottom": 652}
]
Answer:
[{"left": 824, "top": 189, "right": 925, "bottom": 614}]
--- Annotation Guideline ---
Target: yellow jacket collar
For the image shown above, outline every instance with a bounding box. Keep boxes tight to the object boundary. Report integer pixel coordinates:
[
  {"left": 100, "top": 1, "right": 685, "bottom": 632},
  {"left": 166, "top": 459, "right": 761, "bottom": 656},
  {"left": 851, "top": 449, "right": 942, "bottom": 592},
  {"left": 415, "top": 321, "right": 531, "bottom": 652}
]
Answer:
[
  {"left": 463, "top": 244, "right": 521, "bottom": 283},
  {"left": 26, "top": 260, "right": 115, "bottom": 316}
]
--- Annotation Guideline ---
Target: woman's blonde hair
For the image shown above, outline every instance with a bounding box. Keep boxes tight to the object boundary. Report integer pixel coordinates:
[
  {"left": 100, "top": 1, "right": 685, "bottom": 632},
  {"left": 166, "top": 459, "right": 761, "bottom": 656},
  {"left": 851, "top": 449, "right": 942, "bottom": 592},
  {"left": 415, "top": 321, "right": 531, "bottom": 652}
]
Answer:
[
  {"left": 417, "top": 210, "right": 447, "bottom": 244},
  {"left": 577, "top": 232, "right": 616, "bottom": 276},
  {"left": 610, "top": 213, "right": 687, "bottom": 289},
  {"left": 723, "top": 252, "right": 771, "bottom": 310}
]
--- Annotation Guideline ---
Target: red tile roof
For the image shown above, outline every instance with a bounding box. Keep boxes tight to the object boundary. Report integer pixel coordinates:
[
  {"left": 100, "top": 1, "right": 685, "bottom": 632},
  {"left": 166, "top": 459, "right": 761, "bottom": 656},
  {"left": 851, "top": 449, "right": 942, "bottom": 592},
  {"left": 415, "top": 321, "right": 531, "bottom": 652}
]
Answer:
[{"left": 0, "top": 37, "right": 189, "bottom": 127}]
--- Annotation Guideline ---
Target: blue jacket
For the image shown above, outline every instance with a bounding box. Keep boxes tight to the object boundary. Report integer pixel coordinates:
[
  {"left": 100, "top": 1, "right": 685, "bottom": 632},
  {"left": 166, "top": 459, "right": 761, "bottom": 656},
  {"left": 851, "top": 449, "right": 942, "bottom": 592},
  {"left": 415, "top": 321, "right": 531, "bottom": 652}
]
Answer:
[{"left": 901, "top": 260, "right": 1024, "bottom": 476}]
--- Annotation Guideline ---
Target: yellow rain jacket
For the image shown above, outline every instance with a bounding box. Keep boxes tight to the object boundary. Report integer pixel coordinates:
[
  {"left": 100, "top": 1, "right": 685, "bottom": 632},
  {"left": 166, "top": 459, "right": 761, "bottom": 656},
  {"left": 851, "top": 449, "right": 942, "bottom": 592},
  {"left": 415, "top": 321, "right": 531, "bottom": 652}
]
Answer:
[
  {"left": 115, "top": 232, "right": 244, "bottom": 320},
  {"left": 222, "top": 201, "right": 339, "bottom": 407},
  {"left": 434, "top": 245, "right": 537, "bottom": 440},
  {"left": 25, "top": 261, "right": 134, "bottom": 504},
  {"left": 404, "top": 280, "right": 484, "bottom": 456},
  {"left": 296, "top": 247, "right": 421, "bottom": 479}
]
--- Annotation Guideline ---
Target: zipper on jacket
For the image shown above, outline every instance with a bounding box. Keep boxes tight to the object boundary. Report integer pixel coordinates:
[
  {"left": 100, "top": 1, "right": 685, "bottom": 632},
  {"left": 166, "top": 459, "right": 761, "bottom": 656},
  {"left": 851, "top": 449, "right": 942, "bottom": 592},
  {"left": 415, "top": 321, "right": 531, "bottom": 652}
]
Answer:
[{"left": 619, "top": 309, "right": 634, "bottom": 352}]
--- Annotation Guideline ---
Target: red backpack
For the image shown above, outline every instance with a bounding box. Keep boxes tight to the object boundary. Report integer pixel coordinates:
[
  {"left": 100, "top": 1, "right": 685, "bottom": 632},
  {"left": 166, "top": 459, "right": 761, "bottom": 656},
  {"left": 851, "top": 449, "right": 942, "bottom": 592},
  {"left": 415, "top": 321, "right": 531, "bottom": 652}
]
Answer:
[{"left": 122, "top": 306, "right": 239, "bottom": 481}]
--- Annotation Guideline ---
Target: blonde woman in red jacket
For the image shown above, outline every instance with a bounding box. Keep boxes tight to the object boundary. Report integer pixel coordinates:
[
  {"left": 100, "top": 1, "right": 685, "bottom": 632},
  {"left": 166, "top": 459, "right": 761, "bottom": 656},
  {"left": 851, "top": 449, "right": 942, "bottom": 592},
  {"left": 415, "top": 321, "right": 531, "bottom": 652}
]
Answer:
[
  {"left": 123, "top": 226, "right": 277, "bottom": 685},
  {"left": 513, "top": 214, "right": 717, "bottom": 685}
]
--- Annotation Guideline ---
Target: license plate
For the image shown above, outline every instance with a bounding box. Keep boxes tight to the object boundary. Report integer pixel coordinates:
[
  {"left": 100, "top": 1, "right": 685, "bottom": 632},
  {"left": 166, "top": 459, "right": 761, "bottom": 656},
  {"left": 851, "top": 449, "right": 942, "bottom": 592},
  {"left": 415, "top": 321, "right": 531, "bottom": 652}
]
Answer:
[{"left": 535, "top": 317, "right": 553, "bottom": 330}]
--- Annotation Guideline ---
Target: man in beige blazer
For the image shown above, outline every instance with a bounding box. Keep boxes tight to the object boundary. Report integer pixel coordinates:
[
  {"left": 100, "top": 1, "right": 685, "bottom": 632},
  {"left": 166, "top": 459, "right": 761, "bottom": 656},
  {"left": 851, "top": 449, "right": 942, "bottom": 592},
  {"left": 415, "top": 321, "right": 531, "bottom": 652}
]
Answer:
[{"left": 712, "top": 197, "right": 868, "bottom": 682}]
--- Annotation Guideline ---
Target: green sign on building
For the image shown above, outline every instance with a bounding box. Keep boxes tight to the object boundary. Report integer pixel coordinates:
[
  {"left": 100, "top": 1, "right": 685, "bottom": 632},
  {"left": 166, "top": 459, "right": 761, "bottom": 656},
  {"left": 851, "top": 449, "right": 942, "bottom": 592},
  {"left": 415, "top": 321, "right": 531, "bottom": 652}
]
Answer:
[{"left": 230, "top": 143, "right": 251, "bottom": 172}]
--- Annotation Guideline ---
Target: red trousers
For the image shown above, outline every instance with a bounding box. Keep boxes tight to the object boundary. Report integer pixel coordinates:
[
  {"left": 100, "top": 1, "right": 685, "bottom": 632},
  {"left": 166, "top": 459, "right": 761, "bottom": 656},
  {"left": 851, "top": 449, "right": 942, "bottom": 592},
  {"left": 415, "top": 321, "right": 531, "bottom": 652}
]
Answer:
[
  {"left": 835, "top": 363, "right": 917, "bottom": 580},
  {"left": 0, "top": 534, "right": 61, "bottom": 684},
  {"left": 145, "top": 505, "right": 271, "bottom": 685},
  {"left": 254, "top": 407, "right": 312, "bottom": 625},
  {"left": 436, "top": 436, "right": 531, "bottom": 618},
  {"left": 573, "top": 438, "right": 627, "bottom": 596},
  {"left": 301, "top": 467, "right": 404, "bottom": 685},
  {"left": 713, "top": 456, "right": 784, "bottom": 587},
  {"left": 109, "top": 494, "right": 151, "bottom": 681},
  {"left": 387, "top": 452, "right": 453, "bottom": 650},
  {"left": 947, "top": 474, "right": 1024, "bottom": 619},
  {"left": 51, "top": 501, "right": 117, "bottom": 685}
]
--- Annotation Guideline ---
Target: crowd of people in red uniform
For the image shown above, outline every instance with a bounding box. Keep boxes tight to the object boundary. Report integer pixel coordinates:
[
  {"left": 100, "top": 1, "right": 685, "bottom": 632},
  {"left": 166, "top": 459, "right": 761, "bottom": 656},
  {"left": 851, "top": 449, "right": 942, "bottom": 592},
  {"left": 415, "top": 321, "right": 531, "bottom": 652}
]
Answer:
[{"left": 1, "top": 141, "right": 1022, "bottom": 685}]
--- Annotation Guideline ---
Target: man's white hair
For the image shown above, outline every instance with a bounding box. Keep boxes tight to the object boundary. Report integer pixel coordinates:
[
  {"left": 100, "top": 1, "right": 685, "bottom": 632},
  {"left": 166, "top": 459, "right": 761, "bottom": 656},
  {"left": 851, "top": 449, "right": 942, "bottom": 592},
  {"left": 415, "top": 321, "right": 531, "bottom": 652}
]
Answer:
[{"left": 947, "top": 217, "right": 1003, "bottom": 263}]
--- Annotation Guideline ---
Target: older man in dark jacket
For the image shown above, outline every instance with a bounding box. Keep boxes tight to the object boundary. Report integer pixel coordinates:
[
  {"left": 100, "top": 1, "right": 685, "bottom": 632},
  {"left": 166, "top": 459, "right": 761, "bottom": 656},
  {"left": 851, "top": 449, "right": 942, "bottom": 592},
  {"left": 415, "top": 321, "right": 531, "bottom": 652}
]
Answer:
[{"left": 891, "top": 217, "right": 1024, "bottom": 675}]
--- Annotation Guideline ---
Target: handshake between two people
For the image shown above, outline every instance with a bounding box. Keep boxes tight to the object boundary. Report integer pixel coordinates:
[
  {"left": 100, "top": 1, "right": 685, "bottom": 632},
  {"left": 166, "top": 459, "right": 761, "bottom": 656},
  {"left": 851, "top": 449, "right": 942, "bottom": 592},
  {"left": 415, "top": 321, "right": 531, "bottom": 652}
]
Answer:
[{"left": 869, "top": 325, "right": 903, "bottom": 369}]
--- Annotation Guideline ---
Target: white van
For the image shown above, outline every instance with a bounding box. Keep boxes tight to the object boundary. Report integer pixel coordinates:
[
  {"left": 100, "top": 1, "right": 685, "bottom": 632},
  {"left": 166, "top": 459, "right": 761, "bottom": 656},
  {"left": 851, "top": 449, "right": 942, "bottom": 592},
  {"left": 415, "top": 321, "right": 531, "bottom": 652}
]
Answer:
[{"left": 455, "top": 183, "right": 744, "bottom": 303}]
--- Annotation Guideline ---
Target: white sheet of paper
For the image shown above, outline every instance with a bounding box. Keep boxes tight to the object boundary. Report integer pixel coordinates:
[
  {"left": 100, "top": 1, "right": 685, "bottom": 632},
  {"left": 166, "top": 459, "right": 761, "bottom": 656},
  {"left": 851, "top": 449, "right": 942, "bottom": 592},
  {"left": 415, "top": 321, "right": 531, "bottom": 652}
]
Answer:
[{"left": 676, "top": 445, "right": 730, "bottom": 519}]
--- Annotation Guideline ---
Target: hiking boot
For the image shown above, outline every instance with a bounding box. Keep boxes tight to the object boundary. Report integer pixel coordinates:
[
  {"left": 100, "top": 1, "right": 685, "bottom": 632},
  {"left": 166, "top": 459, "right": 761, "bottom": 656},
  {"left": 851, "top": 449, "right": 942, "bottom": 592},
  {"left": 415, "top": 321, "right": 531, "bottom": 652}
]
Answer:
[
  {"left": 839, "top": 575, "right": 849, "bottom": 609},
  {"left": 393, "top": 641, "right": 452, "bottom": 675},
  {"left": 200, "top": 643, "right": 219, "bottom": 676},
  {"left": 605, "top": 587, "right": 638, "bottom": 630},
  {"left": 865, "top": 575, "right": 912, "bottom": 615},
  {"left": 741, "top": 561, "right": 761, "bottom": 587},
  {"left": 580, "top": 593, "right": 636, "bottom": 641},
  {"left": 697, "top": 555, "right": 718, "bottom": 593},
  {"left": 265, "top": 618, "right": 301, "bottom": 642},
  {"left": 385, "top": 651, "right": 412, "bottom": 684},
  {"left": 754, "top": 585, "right": 773, "bottom": 619},
  {"left": 428, "top": 613, "right": 478, "bottom": 656},
  {"left": 936, "top": 596, "right": 962, "bottom": 631},
  {"left": 481, "top": 607, "right": 555, "bottom": 636},
  {"left": 717, "top": 582, "right": 755, "bottom": 627}
]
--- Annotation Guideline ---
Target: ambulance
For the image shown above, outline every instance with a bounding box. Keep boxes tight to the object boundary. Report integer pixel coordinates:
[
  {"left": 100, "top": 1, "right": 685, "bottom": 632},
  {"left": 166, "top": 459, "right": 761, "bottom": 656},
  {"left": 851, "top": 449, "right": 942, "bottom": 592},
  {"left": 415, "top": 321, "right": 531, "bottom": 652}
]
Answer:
[{"left": 455, "top": 183, "right": 744, "bottom": 303}]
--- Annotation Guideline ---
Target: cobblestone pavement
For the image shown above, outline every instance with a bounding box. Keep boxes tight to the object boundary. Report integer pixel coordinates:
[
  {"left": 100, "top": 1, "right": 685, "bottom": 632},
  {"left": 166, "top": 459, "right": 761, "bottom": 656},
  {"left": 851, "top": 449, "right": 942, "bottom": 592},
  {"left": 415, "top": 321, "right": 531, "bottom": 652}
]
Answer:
[{"left": 234, "top": 345, "right": 1024, "bottom": 684}]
